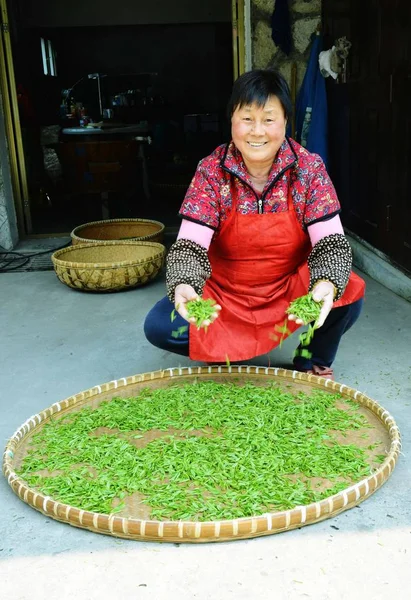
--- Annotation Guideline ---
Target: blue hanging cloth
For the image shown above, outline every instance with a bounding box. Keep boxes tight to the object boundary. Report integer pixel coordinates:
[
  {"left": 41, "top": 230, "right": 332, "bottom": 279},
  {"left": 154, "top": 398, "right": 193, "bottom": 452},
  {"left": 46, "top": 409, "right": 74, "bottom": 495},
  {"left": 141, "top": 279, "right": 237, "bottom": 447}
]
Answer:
[
  {"left": 271, "top": 0, "right": 292, "bottom": 56},
  {"left": 295, "top": 33, "right": 329, "bottom": 168}
]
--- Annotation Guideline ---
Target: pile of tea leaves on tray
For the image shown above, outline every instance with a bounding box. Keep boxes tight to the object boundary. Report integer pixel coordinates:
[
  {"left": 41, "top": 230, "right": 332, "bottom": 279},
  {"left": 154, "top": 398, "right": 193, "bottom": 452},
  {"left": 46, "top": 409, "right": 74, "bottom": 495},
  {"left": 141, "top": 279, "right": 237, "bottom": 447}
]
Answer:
[{"left": 18, "top": 381, "right": 385, "bottom": 521}]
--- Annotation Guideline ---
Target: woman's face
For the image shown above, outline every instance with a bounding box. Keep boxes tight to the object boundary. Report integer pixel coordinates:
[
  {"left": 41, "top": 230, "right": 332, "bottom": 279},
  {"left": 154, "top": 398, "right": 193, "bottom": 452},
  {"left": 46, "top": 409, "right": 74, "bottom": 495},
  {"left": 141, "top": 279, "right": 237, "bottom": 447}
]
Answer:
[{"left": 231, "top": 95, "right": 287, "bottom": 166}]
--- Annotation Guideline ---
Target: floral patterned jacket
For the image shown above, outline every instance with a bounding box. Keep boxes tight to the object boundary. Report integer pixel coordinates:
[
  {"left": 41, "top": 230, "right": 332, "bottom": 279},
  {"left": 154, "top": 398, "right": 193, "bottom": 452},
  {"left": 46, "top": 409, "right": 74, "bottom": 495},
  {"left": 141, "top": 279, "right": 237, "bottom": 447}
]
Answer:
[{"left": 179, "top": 137, "right": 340, "bottom": 232}]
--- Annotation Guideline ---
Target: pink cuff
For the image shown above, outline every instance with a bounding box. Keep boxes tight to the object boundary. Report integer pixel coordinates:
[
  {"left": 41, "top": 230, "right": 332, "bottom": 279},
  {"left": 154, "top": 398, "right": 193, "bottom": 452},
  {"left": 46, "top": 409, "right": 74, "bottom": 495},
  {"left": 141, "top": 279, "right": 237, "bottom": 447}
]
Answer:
[
  {"left": 307, "top": 215, "right": 344, "bottom": 246},
  {"left": 177, "top": 219, "right": 214, "bottom": 250}
]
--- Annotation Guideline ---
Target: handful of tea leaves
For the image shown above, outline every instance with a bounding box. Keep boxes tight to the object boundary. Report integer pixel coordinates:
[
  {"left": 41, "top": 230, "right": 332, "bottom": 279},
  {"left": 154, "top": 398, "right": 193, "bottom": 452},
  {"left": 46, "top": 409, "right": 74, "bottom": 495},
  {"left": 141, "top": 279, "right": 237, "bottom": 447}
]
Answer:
[
  {"left": 286, "top": 292, "right": 323, "bottom": 351},
  {"left": 186, "top": 297, "right": 217, "bottom": 328},
  {"left": 286, "top": 292, "right": 322, "bottom": 325}
]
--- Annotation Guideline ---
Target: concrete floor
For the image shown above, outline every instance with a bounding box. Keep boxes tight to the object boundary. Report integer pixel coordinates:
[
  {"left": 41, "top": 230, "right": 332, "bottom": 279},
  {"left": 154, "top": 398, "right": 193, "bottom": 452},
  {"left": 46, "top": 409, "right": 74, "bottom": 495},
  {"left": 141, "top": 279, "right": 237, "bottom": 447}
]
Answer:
[{"left": 0, "top": 265, "right": 410, "bottom": 600}]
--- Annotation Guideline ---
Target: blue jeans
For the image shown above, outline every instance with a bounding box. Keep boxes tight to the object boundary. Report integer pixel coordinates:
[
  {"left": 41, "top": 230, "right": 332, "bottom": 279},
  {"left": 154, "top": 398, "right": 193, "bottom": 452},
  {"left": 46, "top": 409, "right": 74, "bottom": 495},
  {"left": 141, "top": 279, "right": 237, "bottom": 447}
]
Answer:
[{"left": 144, "top": 296, "right": 364, "bottom": 367}]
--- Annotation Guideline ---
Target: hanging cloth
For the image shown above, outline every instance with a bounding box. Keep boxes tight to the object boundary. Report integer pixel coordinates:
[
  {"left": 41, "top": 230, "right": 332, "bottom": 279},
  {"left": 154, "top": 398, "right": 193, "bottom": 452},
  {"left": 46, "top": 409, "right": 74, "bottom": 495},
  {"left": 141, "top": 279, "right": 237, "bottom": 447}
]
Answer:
[
  {"left": 271, "top": 0, "right": 292, "bottom": 56},
  {"left": 295, "top": 33, "right": 329, "bottom": 167}
]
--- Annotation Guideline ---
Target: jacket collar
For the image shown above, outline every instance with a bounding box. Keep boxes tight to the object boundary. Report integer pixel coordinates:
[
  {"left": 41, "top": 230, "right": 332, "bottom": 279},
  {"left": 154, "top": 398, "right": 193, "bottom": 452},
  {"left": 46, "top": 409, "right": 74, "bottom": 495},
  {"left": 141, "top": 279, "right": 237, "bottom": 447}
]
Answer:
[{"left": 221, "top": 137, "right": 298, "bottom": 186}]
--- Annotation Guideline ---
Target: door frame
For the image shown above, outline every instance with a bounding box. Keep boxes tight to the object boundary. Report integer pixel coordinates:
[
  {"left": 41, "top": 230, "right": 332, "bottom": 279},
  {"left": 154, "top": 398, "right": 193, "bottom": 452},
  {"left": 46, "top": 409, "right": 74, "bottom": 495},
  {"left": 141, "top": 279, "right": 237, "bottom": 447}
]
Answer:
[
  {"left": 0, "top": 0, "right": 31, "bottom": 235},
  {"left": 1, "top": 0, "right": 250, "bottom": 239},
  {"left": 232, "top": 0, "right": 252, "bottom": 79}
]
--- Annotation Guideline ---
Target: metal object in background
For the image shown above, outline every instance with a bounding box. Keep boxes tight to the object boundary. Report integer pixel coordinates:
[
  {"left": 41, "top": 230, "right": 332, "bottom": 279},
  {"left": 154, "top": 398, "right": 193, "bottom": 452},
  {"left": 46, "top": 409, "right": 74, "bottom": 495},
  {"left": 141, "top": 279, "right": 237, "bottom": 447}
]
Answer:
[{"left": 88, "top": 73, "right": 107, "bottom": 119}]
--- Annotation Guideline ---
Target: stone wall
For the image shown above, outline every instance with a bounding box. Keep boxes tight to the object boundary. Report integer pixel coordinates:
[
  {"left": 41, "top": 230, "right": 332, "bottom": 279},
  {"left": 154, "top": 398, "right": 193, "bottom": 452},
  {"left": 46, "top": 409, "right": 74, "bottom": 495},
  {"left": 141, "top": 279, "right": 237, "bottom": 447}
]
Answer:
[{"left": 251, "top": 0, "right": 321, "bottom": 92}]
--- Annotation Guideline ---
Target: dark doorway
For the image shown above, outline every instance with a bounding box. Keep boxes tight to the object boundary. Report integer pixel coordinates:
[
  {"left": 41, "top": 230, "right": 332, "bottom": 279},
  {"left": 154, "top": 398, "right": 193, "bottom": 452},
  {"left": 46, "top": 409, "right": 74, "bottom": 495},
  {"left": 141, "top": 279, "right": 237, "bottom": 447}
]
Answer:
[
  {"left": 8, "top": 0, "right": 233, "bottom": 234},
  {"left": 323, "top": 0, "right": 411, "bottom": 272}
]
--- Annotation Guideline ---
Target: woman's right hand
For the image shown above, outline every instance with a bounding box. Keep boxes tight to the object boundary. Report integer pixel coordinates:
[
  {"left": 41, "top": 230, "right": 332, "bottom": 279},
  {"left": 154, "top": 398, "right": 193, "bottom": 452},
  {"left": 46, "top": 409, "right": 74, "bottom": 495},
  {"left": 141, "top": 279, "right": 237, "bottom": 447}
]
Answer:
[{"left": 174, "top": 284, "right": 221, "bottom": 328}]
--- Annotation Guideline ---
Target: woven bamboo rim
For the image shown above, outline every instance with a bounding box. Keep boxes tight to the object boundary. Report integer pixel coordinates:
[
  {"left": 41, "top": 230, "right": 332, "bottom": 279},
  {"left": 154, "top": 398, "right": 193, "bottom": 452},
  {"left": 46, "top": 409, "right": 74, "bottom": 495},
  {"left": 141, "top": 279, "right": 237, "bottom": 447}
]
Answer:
[
  {"left": 51, "top": 241, "right": 165, "bottom": 292},
  {"left": 71, "top": 218, "right": 165, "bottom": 245},
  {"left": 3, "top": 366, "right": 401, "bottom": 543}
]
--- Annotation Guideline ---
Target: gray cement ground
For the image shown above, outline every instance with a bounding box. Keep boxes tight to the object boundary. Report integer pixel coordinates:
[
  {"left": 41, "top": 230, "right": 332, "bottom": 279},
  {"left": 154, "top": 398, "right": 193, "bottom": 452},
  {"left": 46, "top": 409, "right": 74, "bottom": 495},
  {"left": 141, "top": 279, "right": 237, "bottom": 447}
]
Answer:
[{"left": 0, "top": 266, "right": 410, "bottom": 600}]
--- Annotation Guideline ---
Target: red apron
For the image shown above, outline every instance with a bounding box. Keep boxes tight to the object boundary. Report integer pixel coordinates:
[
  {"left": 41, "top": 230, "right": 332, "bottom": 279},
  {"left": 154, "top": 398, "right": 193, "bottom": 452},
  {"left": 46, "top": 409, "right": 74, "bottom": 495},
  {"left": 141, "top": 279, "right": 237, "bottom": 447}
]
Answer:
[{"left": 189, "top": 188, "right": 365, "bottom": 362}]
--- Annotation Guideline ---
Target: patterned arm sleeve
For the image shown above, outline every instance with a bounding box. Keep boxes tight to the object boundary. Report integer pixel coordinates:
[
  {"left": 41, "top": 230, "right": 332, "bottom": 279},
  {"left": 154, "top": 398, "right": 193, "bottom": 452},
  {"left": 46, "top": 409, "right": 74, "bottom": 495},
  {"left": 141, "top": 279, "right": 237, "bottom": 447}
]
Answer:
[
  {"left": 166, "top": 239, "right": 212, "bottom": 302},
  {"left": 307, "top": 233, "right": 353, "bottom": 300}
]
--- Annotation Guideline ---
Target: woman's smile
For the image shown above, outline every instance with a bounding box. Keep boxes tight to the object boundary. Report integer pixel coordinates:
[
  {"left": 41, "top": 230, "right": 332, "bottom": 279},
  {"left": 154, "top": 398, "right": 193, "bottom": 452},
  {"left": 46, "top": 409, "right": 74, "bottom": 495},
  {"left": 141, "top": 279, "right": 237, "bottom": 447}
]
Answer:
[{"left": 247, "top": 141, "right": 267, "bottom": 147}]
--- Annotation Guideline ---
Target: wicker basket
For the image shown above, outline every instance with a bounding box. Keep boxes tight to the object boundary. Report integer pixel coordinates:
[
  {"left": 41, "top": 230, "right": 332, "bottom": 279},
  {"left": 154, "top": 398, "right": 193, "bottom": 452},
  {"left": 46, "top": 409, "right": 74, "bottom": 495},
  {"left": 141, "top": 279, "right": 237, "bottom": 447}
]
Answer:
[
  {"left": 71, "top": 218, "right": 165, "bottom": 245},
  {"left": 52, "top": 241, "right": 165, "bottom": 292},
  {"left": 2, "top": 367, "right": 401, "bottom": 543}
]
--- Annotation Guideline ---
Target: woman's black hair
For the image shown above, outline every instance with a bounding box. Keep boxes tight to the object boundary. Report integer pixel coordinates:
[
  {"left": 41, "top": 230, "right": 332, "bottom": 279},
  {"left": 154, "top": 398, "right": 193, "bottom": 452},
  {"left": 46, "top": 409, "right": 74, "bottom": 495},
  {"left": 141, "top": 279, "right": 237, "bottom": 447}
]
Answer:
[{"left": 227, "top": 69, "right": 292, "bottom": 121}]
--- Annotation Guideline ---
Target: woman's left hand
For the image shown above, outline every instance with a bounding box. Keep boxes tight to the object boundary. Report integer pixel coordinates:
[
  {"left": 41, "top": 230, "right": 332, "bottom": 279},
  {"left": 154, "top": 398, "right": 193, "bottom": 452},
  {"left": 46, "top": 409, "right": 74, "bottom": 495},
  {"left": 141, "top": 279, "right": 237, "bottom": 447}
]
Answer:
[
  {"left": 310, "top": 280, "right": 336, "bottom": 328},
  {"left": 287, "top": 280, "right": 336, "bottom": 329}
]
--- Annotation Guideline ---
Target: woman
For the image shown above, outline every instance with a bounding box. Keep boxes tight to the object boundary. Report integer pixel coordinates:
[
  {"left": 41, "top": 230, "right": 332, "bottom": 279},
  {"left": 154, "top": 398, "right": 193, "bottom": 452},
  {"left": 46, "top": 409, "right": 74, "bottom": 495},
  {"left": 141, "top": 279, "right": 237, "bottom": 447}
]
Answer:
[{"left": 144, "top": 69, "right": 365, "bottom": 378}]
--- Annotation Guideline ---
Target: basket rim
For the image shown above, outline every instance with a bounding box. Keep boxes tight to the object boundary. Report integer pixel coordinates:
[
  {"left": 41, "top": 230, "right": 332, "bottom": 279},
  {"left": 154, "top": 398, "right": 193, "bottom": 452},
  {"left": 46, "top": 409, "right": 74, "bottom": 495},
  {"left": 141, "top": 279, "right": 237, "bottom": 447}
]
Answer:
[
  {"left": 52, "top": 241, "right": 165, "bottom": 269},
  {"left": 70, "top": 218, "right": 165, "bottom": 243},
  {"left": 2, "top": 366, "right": 401, "bottom": 543}
]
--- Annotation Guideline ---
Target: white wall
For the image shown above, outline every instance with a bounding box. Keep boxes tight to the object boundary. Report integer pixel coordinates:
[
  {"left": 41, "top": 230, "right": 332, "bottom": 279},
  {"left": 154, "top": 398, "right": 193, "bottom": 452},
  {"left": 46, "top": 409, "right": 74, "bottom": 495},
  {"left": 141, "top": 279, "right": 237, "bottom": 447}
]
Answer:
[{"left": 18, "top": 0, "right": 231, "bottom": 27}]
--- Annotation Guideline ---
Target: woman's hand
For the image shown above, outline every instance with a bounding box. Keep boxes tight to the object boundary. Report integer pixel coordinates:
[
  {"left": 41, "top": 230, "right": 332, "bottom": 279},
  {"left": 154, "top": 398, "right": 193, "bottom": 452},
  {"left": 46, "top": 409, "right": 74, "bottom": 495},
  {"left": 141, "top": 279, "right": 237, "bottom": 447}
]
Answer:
[
  {"left": 311, "top": 280, "right": 336, "bottom": 327},
  {"left": 287, "top": 280, "right": 336, "bottom": 329},
  {"left": 174, "top": 284, "right": 221, "bottom": 328}
]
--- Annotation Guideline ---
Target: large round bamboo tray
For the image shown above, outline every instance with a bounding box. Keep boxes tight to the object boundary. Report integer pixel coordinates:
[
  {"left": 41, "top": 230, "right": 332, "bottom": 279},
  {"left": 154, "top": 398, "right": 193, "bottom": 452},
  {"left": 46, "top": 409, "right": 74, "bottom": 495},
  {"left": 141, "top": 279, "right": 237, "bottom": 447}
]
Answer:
[
  {"left": 51, "top": 241, "right": 165, "bottom": 292},
  {"left": 3, "top": 367, "right": 401, "bottom": 543},
  {"left": 71, "top": 218, "right": 165, "bottom": 245}
]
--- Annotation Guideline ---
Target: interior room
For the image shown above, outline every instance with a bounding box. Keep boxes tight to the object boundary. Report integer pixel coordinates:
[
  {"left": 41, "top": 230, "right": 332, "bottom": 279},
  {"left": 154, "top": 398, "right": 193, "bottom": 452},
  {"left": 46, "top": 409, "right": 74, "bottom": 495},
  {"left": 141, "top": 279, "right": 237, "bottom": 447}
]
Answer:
[{"left": 8, "top": 0, "right": 234, "bottom": 234}]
